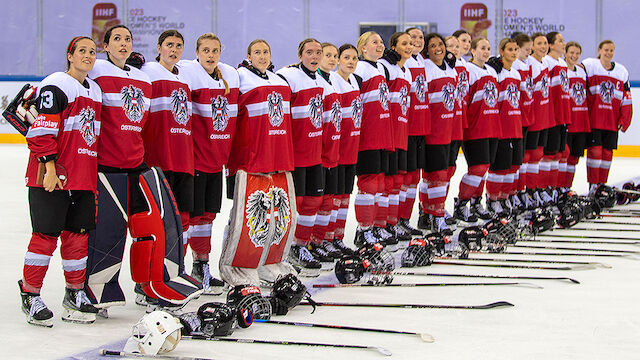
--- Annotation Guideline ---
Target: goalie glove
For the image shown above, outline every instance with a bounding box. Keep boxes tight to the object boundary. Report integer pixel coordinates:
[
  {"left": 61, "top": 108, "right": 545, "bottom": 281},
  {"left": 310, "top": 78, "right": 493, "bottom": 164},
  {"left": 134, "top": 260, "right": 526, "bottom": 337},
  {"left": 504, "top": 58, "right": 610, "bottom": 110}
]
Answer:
[{"left": 2, "top": 84, "right": 39, "bottom": 136}]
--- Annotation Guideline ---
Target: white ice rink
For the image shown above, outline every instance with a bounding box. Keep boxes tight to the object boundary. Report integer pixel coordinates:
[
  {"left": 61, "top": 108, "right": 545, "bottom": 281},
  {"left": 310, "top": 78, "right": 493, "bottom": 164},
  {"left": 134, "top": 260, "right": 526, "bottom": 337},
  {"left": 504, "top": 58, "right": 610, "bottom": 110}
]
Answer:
[{"left": 2, "top": 143, "right": 640, "bottom": 360}]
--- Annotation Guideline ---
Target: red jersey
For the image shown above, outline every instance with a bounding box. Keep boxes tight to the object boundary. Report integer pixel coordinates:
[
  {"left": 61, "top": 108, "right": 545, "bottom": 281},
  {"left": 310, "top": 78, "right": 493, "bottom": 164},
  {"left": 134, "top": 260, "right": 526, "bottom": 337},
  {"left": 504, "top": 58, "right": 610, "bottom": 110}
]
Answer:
[
  {"left": 405, "top": 54, "right": 430, "bottom": 136},
  {"left": 330, "top": 71, "right": 362, "bottom": 165},
  {"left": 453, "top": 58, "right": 470, "bottom": 141},
  {"left": 544, "top": 55, "right": 571, "bottom": 126},
  {"left": 317, "top": 70, "right": 342, "bottom": 168},
  {"left": 566, "top": 65, "right": 590, "bottom": 133},
  {"left": 463, "top": 62, "right": 501, "bottom": 140},
  {"left": 276, "top": 65, "right": 324, "bottom": 167},
  {"left": 178, "top": 60, "right": 239, "bottom": 173},
  {"left": 423, "top": 58, "right": 457, "bottom": 145},
  {"left": 227, "top": 66, "right": 294, "bottom": 175},
  {"left": 89, "top": 59, "right": 151, "bottom": 169},
  {"left": 353, "top": 60, "right": 394, "bottom": 151},
  {"left": 528, "top": 57, "right": 553, "bottom": 131},
  {"left": 582, "top": 58, "right": 633, "bottom": 132},
  {"left": 495, "top": 65, "right": 523, "bottom": 139},
  {"left": 379, "top": 58, "right": 412, "bottom": 151},
  {"left": 513, "top": 58, "right": 535, "bottom": 128},
  {"left": 25, "top": 72, "right": 102, "bottom": 191},
  {"left": 141, "top": 62, "right": 193, "bottom": 174}
]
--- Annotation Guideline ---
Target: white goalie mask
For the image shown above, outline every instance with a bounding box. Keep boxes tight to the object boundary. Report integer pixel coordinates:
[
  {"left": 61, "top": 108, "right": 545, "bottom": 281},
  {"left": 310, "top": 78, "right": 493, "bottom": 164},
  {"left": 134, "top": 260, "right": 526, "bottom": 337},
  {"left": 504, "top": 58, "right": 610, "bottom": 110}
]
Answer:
[{"left": 123, "top": 311, "right": 183, "bottom": 355}]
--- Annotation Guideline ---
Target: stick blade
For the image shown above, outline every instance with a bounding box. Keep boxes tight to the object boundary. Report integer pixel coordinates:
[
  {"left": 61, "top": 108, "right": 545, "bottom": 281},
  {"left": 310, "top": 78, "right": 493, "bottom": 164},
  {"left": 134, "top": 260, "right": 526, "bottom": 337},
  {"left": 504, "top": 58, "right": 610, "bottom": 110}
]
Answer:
[
  {"left": 419, "top": 333, "right": 436, "bottom": 343},
  {"left": 482, "top": 301, "right": 515, "bottom": 309},
  {"left": 515, "top": 282, "right": 544, "bottom": 289},
  {"left": 374, "top": 346, "right": 393, "bottom": 356}
]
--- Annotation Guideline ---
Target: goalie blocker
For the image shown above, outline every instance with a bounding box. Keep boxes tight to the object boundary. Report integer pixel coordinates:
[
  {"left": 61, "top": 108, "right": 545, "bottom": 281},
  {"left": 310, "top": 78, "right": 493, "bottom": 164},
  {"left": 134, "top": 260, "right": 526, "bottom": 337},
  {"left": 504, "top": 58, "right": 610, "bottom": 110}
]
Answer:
[{"left": 3, "top": 84, "right": 39, "bottom": 136}]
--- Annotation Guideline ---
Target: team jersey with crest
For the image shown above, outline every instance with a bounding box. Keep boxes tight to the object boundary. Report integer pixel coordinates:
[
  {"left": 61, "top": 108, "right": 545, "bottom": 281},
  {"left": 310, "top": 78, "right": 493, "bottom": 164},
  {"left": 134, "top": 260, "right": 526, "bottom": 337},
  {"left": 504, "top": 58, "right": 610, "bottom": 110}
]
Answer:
[
  {"left": 544, "top": 55, "right": 571, "bottom": 126},
  {"left": 566, "top": 65, "right": 590, "bottom": 133},
  {"left": 276, "top": 65, "right": 324, "bottom": 168},
  {"left": 582, "top": 57, "right": 633, "bottom": 132},
  {"left": 379, "top": 59, "right": 412, "bottom": 151},
  {"left": 317, "top": 71, "right": 342, "bottom": 168},
  {"left": 25, "top": 72, "right": 102, "bottom": 190},
  {"left": 495, "top": 66, "right": 523, "bottom": 139},
  {"left": 353, "top": 60, "right": 394, "bottom": 151},
  {"left": 463, "top": 62, "right": 501, "bottom": 140},
  {"left": 89, "top": 59, "right": 151, "bottom": 169},
  {"left": 227, "top": 66, "right": 294, "bottom": 175},
  {"left": 423, "top": 59, "right": 458, "bottom": 145},
  {"left": 452, "top": 58, "right": 470, "bottom": 141},
  {"left": 512, "top": 58, "right": 535, "bottom": 128},
  {"left": 178, "top": 60, "right": 239, "bottom": 173},
  {"left": 528, "top": 57, "right": 553, "bottom": 131},
  {"left": 405, "top": 54, "right": 430, "bottom": 136},
  {"left": 330, "top": 71, "right": 362, "bottom": 166}
]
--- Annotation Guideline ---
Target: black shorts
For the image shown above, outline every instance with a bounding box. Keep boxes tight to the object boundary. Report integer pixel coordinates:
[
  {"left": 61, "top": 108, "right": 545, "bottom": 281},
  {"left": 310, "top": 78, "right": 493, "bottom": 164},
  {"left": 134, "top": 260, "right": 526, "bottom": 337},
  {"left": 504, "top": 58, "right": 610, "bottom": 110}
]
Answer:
[
  {"left": 324, "top": 166, "right": 339, "bottom": 195},
  {"left": 407, "top": 136, "right": 425, "bottom": 172},
  {"left": 449, "top": 140, "right": 462, "bottom": 167},
  {"left": 525, "top": 129, "right": 540, "bottom": 150},
  {"left": 337, "top": 164, "right": 357, "bottom": 195},
  {"left": 98, "top": 162, "right": 149, "bottom": 214},
  {"left": 226, "top": 173, "right": 235, "bottom": 200},
  {"left": 512, "top": 138, "right": 524, "bottom": 166},
  {"left": 397, "top": 149, "right": 408, "bottom": 173},
  {"left": 462, "top": 138, "right": 499, "bottom": 166},
  {"left": 356, "top": 149, "right": 389, "bottom": 175},
  {"left": 567, "top": 132, "right": 589, "bottom": 158},
  {"left": 423, "top": 143, "right": 451, "bottom": 172},
  {"left": 490, "top": 139, "right": 514, "bottom": 171},
  {"left": 164, "top": 171, "right": 195, "bottom": 213},
  {"left": 544, "top": 125, "right": 567, "bottom": 155},
  {"left": 192, "top": 170, "right": 223, "bottom": 217},
  {"left": 588, "top": 129, "right": 619, "bottom": 150},
  {"left": 293, "top": 164, "right": 325, "bottom": 197},
  {"left": 29, "top": 187, "right": 96, "bottom": 235}
]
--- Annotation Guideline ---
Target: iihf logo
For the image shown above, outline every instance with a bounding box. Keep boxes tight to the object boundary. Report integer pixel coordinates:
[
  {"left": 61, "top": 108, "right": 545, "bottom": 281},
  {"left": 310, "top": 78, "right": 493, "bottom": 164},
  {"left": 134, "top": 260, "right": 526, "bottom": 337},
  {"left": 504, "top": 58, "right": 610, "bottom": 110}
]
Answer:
[
  {"left": 571, "top": 82, "right": 586, "bottom": 105},
  {"left": 559, "top": 69, "right": 569, "bottom": 93},
  {"left": 120, "top": 85, "right": 145, "bottom": 123},
  {"left": 524, "top": 75, "right": 534, "bottom": 98},
  {"left": 414, "top": 73, "right": 426, "bottom": 102},
  {"left": 599, "top": 81, "right": 615, "bottom": 104},
  {"left": 483, "top": 81, "right": 498, "bottom": 107},
  {"left": 541, "top": 74, "right": 550, "bottom": 98},
  {"left": 267, "top": 91, "right": 284, "bottom": 126},
  {"left": 211, "top": 95, "right": 229, "bottom": 131},
  {"left": 400, "top": 86, "right": 409, "bottom": 115},
  {"left": 330, "top": 100, "right": 342, "bottom": 132},
  {"left": 308, "top": 94, "right": 323, "bottom": 129},
  {"left": 442, "top": 83, "right": 456, "bottom": 111},
  {"left": 170, "top": 88, "right": 190, "bottom": 125},
  {"left": 378, "top": 82, "right": 390, "bottom": 110},
  {"left": 79, "top": 107, "right": 97, "bottom": 146},
  {"left": 351, "top": 96, "right": 363, "bottom": 128},
  {"left": 506, "top": 83, "right": 520, "bottom": 108}
]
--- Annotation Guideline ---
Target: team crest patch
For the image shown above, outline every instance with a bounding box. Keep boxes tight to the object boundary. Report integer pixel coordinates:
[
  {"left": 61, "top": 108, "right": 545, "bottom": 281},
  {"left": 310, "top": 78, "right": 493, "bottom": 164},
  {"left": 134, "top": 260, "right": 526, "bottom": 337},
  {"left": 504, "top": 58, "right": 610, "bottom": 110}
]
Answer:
[
  {"left": 378, "top": 82, "right": 390, "bottom": 110},
  {"left": 267, "top": 91, "right": 284, "bottom": 126},
  {"left": 524, "top": 75, "right": 534, "bottom": 98},
  {"left": 245, "top": 187, "right": 291, "bottom": 247},
  {"left": 571, "top": 82, "right": 586, "bottom": 105},
  {"left": 120, "top": 85, "right": 145, "bottom": 123},
  {"left": 79, "top": 107, "right": 97, "bottom": 146},
  {"left": 540, "top": 74, "right": 550, "bottom": 98},
  {"left": 442, "top": 83, "right": 456, "bottom": 111},
  {"left": 351, "top": 96, "right": 363, "bottom": 128},
  {"left": 559, "top": 69, "right": 569, "bottom": 93},
  {"left": 506, "top": 83, "right": 520, "bottom": 108},
  {"left": 170, "top": 88, "right": 190, "bottom": 125},
  {"left": 308, "top": 94, "right": 323, "bottom": 129},
  {"left": 483, "top": 81, "right": 498, "bottom": 107},
  {"left": 211, "top": 95, "right": 230, "bottom": 131},
  {"left": 458, "top": 71, "right": 469, "bottom": 98},
  {"left": 400, "top": 86, "right": 410, "bottom": 115},
  {"left": 330, "top": 100, "right": 342, "bottom": 132},
  {"left": 414, "top": 73, "right": 426, "bottom": 102},
  {"left": 599, "top": 81, "right": 615, "bottom": 104}
]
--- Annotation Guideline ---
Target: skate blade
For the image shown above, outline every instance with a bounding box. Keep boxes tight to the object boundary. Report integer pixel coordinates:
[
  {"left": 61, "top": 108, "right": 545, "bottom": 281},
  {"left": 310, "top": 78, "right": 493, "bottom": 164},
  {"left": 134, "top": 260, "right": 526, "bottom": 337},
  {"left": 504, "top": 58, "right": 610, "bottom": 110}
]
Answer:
[
  {"left": 61, "top": 308, "right": 96, "bottom": 324},
  {"left": 27, "top": 317, "right": 53, "bottom": 328},
  {"left": 296, "top": 268, "right": 321, "bottom": 278},
  {"left": 320, "top": 261, "right": 335, "bottom": 271},
  {"left": 201, "top": 287, "right": 224, "bottom": 296},
  {"left": 384, "top": 244, "right": 399, "bottom": 253},
  {"left": 97, "top": 308, "right": 109, "bottom": 319}
]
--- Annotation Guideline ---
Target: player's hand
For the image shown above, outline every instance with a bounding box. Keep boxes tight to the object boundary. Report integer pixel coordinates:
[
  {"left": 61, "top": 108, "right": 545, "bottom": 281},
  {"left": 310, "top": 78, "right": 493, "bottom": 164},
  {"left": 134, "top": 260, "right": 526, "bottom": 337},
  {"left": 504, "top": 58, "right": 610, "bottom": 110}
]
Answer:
[{"left": 43, "top": 161, "right": 63, "bottom": 191}]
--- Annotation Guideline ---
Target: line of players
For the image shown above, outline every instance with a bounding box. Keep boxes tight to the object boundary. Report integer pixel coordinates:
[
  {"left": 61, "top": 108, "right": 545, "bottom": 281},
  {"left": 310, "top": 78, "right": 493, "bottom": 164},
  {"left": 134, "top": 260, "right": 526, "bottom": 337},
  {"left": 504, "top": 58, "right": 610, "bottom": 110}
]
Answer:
[{"left": 16, "top": 24, "right": 632, "bottom": 327}]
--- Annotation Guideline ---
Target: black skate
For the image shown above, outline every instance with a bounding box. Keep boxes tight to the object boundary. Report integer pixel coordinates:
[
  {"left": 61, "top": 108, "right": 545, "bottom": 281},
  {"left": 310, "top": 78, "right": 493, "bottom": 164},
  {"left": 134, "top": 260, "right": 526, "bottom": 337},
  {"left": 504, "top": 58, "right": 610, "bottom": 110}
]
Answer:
[
  {"left": 454, "top": 198, "right": 478, "bottom": 223},
  {"left": 62, "top": 287, "right": 99, "bottom": 324},
  {"left": 430, "top": 214, "right": 454, "bottom": 236},
  {"left": 397, "top": 218, "right": 423, "bottom": 236},
  {"left": 134, "top": 283, "right": 158, "bottom": 308},
  {"left": 307, "top": 243, "right": 335, "bottom": 270},
  {"left": 417, "top": 206, "right": 430, "bottom": 229},
  {"left": 354, "top": 227, "right": 380, "bottom": 248},
  {"left": 191, "top": 260, "right": 225, "bottom": 296},
  {"left": 319, "top": 240, "right": 343, "bottom": 260},
  {"left": 288, "top": 244, "right": 321, "bottom": 277},
  {"left": 373, "top": 226, "right": 399, "bottom": 252},
  {"left": 331, "top": 238, "right": 355, "bottom": 256},
  {"left": 470, "top": 196, "right": 492, "bottom": 220},
  {"left": 19, "top": 280, "right": 53, "bottom": 328}
]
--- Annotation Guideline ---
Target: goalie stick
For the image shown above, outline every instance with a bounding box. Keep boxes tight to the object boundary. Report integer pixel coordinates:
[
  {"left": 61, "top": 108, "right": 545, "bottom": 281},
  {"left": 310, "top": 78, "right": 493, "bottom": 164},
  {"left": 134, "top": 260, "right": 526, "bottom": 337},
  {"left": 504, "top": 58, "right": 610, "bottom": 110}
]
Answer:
[
  {"left": 509, "top": 244, "right": 640, "bottom": 254},
  {"left": 392, "top": 271, "right": 580, "bottom": 283},
  {"left": 555, "top": 226, "right": 638, "bottom": 232},
  {"left": 518, "top": 238, "right": 640, "bottom": 246},
  {"left": 536, "top": 233, "right": 640, "bottom": 241},
  {"left": 313, "top": 282, "right": 543, "bottom": 289},
  {"left": 254, "top": 319, "right": 435, "bottom": 343},
  {"left": 583, "top": 219, "right": 640, "bottom": 226},
  {"left": 432, "top": 260, "right": 592, "bottom": 270},
  {"left": 437, "top": 256, "right": 610, "bottom": 268},
  {"left": 298, "top": 300, "right": 515, "bottom": 310},
  {"left": 182, "top": 335, "right": 392, "bottom": 356},
  {"left": 99, "top": 349, "right": 214, "bottom": 360}
]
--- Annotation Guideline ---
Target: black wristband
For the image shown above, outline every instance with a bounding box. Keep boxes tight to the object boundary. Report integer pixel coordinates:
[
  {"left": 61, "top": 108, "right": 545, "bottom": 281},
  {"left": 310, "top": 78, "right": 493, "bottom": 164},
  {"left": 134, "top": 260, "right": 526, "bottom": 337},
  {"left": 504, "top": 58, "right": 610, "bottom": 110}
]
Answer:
[{"left": 38, "top": 154, "right": 57, "bottom": 163}]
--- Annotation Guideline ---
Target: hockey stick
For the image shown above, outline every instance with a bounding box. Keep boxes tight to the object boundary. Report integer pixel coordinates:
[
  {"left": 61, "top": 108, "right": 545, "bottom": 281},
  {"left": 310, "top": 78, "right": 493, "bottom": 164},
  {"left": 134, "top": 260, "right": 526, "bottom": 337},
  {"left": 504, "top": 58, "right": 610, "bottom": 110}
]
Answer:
[
  {"left": 555, "top": 226, "right": 638, "bottom": 232},
  {"left": 432, "top": 260, "right": 592, "bottom": 270},
  {"left": 518, "top": 238, "right": 640, "bottom": 246},
  {"left": 100, "top": 349, "right": 214, "bottom": 360},
  {"left": 298, "top": 300, "right": 515, "bottom": 310},
  {"left": 254, "top": 319, "right": 435, "bottom": 343},
  {"left": 437, "top": 256, "right": 610, "bottom": 268},
  {"left": 510, "top": 244, "right": 640, "bottom": 254},
  {"left": 536, "top": 233, "right": 640, "bottom": 241},
  {"left": 501, "top": 251, "right": 634, "bottom": 258},
  {"left": 392, "top": 271, "right": 580, "bottom": 284},
  {"left": 582, "top": 219, "right": 640, "bottom": 226},
  {"left": 313, "top": 282, "right": 543, "bottom": 289},
  {"left": 182, "top": 335, "right": 392, "bottom": 356}
]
